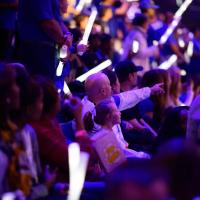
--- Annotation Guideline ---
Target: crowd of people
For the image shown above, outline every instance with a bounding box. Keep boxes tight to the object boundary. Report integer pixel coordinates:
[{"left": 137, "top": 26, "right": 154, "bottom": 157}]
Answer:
[{"left": 1, "top": 0, "right": 200, "bottom": 199}]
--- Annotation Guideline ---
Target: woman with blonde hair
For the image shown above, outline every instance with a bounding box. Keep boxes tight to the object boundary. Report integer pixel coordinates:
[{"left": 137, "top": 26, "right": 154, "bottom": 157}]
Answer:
[{"left": 140, "top": 69, "right": 172, "bottom": 130}]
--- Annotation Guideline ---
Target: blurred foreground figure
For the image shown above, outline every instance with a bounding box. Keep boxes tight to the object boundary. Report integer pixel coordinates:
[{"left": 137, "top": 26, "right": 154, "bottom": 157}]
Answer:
[
  {"left": 154, "top": 139, "right": 200, "bottom": 200},
  {"left": 105, "top": 158, "right": 169, "bottom": 200}
]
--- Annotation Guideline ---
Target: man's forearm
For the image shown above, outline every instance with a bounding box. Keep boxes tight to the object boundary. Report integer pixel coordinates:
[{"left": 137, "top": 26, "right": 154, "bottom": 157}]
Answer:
[
  {"left": 117, "top": 87, "right": 151, "bottom": 111},
  {"left": 40, "top": 19, "right": 65, "bottom": 46}
]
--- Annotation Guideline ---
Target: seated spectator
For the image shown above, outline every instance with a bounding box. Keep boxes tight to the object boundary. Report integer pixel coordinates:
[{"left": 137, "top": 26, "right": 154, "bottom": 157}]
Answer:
[
  {"left": 155, "top": 106, "right": 189, "bottom": 150},
  {"left": 92, "top": 99, "right": 150, "bottom": 159},
  {"left": 30, "top": 78, "right": 95, "bottom": 181},
  {"left": 154, "top": 139, "right": 200, "bottom": 200},
  {"left": 115, "top": 61, "right": 157, "bottom": 153},
  {"left": 0, "top": 64, "right": 30, "bottom": 196},
  {"left": 139, "top": 69, "right": 172, "bottom": 130},
  {"left": 82, "top": 72, "right": 163, "bottom": 155},
  {"left": 106, "top": 158, "right": 169, "bottom": 200},
  {"left": 1, "top": 64, "right": 57, "bottom": 199},
  {"left": 168, "top": 66, "right": 194, "bottom": 106},
  {"left": 15, "top": 77, "right": 56, "bottom": 199},
  {"left": 30, "top": 78, "right": 71, "bottom": 181}
]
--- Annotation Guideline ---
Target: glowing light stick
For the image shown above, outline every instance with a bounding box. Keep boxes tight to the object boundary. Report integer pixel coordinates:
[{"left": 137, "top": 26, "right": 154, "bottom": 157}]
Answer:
[
  {"left": 127, "top": 3, "right": 139, "bottom": 20},
  {"left": 75, "top": 0, "right": 86, "bottom": 12},
  {"left": 68, "top": 143, "right": 89, "bottom": 200},
  {"left": 60, "top": 45, "right": 68, "bottom": 59},
  {"left": 159, "top": 0, "right": 193, "bottom": 45},
  {"left": 159, "top": 17, "right": 181, "bottom": 45},
  {"left": 78, "top": 8, "right": 97, "bottom": 55},
  {"left": 56, "top": 62, "right": 64, "bottom": 77},
  {"left": 132, "top": 40, "right": 139, "bottom": 53},
  {"left": 2, "top": 193, "right": 16, "bottom": 200},
  {"left": 80, "top": 8, "right": 97, "bottom": 46},
  {"left": 184, "top": 32, "right": 194, "bottom": 63},
  {"left": 180, "top": 69, "right": 187, "bottom": 76},
  {"left": 174, "top": 0, "right": 193, "bottom": 19},
  {"left": 158, "top": 55, "right": 177, "bottom": 70},
  {"left": 63, "top": 81, "right": 71, "bottom": 95},
  {"left": 140, "top": 119, "right": 157, "bottom": 137},
  {"left": 178, "top": 38, "right": 185, "bottom": 48},
  {"left": 76, "top": 59, "right": 112, "bottom": 82},
  {"left": 56, "top": 45, "right": 68, "bottom": 77},
  {"left": 187, "top": 38, "right": 194, "bottom": 57}
]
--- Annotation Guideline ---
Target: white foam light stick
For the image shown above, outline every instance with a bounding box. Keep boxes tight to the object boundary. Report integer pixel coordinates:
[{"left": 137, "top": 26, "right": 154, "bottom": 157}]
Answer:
[
  {"left": 76, "top": 59, "right": 112, "bottom": 82},
  {"left": 68, "top": 143, "right": 80, "bottom": 200},
  {"left": 76, "top": 0, "right": 92, "bottom": 11},
  {"left": 63, "top": 81, "right": 71, "bottom": 95},
  {"left": 56, "top": 45, "right": 68, "bottom": 77},
  {"left": 159, "top": 0, "right": 193, "bottom": 45},
  {"left": 127, "top": 3, "right": 140, "bottom": 20},
  {"left": 78, "top": 8, "right": 97, "bottom": 56},
  {"left": 76, "top": 0, "right": 87, "bottom": 12},
  {"left": 80, "top": 8, "right": 98, "bottom": 46},
  {"left": 2, "top": 193, "right": 16, "bottom": 200},
  {"left": 56, "top": 62, "right": 64, "bottom": 77},
  {"left": 159, "top": 17, "right": 181, "bottom": 45},
  {"left": 140, "top": 119, "right": 158, "bottom": 137},
  {"left": 174, "top": 0, "right": 193, "bottom": 19},
  {"left": 184, "top": 40, "right": 194, "bottom": 63},
  {"left": 132, "top": 40, "right": 139, "bottom": 53},
  {"left": 187, "top": 40, "right": 194, "bottom": 57},
  {"left": 68, "top": 143, "right": 89, "bottom": 200},
  {"left": 187, "top": 33, "right": 194, "bottom": 57},
  {"left": 57, "top": 45, "right": 72, "bottom": 94},
  {"left": 59, "top": 46, "right": 71, "bottom": 94},
  {"left": 178, "top": 38, "right": 185, "bottom": 48},
  {"left": 2, "top": 191, "right": 25, "bottom": 200},
  {"left": 158, "top": 54, "right": 177, "bottom": 70}
]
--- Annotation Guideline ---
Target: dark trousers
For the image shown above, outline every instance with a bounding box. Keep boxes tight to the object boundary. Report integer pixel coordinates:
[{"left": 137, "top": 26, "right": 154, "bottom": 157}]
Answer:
[{"left": 19, "top": 41, "right": 57, "bottom": 80}]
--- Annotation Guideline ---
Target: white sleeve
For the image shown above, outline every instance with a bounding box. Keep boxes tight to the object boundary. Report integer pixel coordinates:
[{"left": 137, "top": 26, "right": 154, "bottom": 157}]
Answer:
[
  {"left": 117, "top": 87, "right": 151, "bottom": 111},
  {"left": 138, "top": 45, "right": 159, "bottom": 58},
  {"left": 121, "top": 31, "right": 135, "bottom": 61}
]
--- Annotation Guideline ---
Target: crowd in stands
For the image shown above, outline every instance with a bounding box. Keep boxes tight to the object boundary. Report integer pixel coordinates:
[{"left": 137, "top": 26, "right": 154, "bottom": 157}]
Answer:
[{"left": 1, "top": 0, "right": 200, "bottom": 199}]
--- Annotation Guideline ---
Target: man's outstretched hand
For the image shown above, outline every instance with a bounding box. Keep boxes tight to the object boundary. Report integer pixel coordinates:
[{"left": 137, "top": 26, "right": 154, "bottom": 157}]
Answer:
[{"left": 150, "top": 83, "right": 165, "bottom": 95}]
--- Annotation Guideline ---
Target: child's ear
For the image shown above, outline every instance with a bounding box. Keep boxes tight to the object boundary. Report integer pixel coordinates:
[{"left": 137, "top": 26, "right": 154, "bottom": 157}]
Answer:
[
  {"left": 100, "top": 88, "right": 105, "bottom": 95},
  {"left": 106, "top": 112, "right": 112, "bottom": 121}
]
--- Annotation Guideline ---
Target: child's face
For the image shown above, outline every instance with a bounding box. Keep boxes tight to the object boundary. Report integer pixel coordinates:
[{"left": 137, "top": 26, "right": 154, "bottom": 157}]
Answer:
[{"left": 109, "top": 103, "right": 121, "bottom": 125}]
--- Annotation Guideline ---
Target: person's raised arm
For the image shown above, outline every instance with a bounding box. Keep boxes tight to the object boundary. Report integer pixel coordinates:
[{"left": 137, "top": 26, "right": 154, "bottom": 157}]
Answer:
[{"left": 115, "top": 83, "right": 164, "bottom": 111}]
